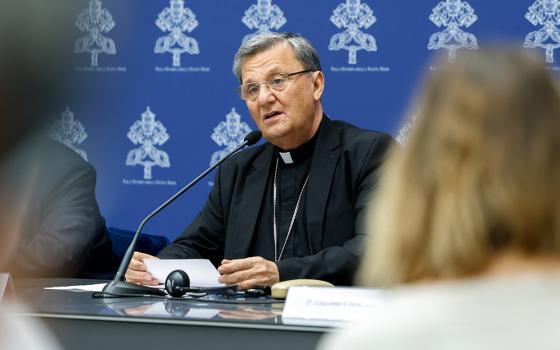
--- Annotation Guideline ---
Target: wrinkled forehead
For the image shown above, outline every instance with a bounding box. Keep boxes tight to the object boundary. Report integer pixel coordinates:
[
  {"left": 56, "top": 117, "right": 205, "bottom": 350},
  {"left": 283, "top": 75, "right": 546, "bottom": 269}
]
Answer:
[{"left": 240, "top": 42, "right": 300, "bottom": 80}]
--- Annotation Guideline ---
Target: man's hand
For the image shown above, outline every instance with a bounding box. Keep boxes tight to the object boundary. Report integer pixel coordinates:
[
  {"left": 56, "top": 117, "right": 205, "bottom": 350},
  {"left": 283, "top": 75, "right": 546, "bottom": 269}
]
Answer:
[
  {"left": 217, "top": 256, "right": 279, "bottom": 290},
  {"left": 125, "top": 251, "right": 160, "bottom": 286}
]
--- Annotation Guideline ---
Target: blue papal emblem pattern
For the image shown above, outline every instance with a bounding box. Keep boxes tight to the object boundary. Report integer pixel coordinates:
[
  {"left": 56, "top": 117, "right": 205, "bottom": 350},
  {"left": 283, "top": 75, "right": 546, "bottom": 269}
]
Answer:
[
  {"left": 427, "top": 0, "right": 478, "bottom": 61},
  {"left": 329, "top": 0, "right": 378, "bottom": 65},
  {"left": 396, "top": 112, "right": 420, "bottom": 146},
  {"left": 525, "top": 0, "right": 560, "bottom": 63},
  {"left": 155, "top": 0, "right": 200, "bottom": 67},
  {"left": 126, "top": 107, "right": 171, "bottom": 180},
  {"left": 74, "top": 0, "right": 116, "bottom": 67},
  {"left": 210, "top": 108, "right": 252, "bottom": 167},
  {"left": 242, "top": 0, "right": 287, "bottom": 43},
  {"left": 49, "top": 107, "right": 89, "bottom": 161}
]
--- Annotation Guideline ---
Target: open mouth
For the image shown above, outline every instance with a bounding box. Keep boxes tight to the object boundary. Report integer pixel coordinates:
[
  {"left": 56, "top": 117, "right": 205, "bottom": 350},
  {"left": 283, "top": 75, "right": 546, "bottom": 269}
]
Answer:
[{"left": 264, "top": 111, "right": 282, "bottom": 120}]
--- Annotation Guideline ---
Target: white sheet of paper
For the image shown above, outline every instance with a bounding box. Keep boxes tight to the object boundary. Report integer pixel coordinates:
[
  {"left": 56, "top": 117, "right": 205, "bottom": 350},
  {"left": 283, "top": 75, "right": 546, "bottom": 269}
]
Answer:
[
  {"left": 144, "top": 259, "right": 224, "bottom": 288},
  {"left": 45, "top": 283, "right": 107, "bottom": 292}
]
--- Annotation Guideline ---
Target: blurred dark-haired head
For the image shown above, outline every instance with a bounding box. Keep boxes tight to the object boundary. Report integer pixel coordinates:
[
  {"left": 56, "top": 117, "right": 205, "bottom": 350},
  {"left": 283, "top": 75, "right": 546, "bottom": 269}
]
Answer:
[{"left": 0, "top": 0, "right": 73, "bottom": 159}]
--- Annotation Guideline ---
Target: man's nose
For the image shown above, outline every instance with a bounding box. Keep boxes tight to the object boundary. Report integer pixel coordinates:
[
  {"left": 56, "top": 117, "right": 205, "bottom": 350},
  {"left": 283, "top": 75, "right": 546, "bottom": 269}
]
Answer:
[{"left": 256, "top": 83, "right": 275, "bottom": 104}]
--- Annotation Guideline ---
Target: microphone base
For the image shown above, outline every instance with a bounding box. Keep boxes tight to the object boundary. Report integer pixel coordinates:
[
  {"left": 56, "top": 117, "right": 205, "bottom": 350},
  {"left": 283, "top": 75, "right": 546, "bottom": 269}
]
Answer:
[{"left": 102, "top": 280, "right": 166, "bottom": 297}]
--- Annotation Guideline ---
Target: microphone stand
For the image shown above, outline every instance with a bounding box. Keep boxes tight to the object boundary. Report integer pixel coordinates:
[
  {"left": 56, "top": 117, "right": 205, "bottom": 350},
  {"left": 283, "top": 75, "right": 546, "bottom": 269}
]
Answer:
[{"left": 102, "top": 131, "right": 262, "bottom": 296}]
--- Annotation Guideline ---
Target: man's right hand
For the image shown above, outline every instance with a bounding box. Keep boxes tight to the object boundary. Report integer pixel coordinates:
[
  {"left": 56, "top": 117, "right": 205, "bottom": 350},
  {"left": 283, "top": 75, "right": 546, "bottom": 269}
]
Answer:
[{"left": 125, "top": 251, "right": 160, "bottom": 285}]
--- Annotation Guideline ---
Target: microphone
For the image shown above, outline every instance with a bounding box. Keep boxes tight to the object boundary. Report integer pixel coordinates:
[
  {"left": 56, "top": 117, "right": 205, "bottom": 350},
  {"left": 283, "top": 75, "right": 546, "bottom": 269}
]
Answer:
[
  {"left": 165, "top": 270, "right": 237, "bottom": 297},
  {"left": 102, "top": 130, "right": 262, "bottom": 296},
  {"left": 165, "top": 270, "right": 192, "bottom": 297}
]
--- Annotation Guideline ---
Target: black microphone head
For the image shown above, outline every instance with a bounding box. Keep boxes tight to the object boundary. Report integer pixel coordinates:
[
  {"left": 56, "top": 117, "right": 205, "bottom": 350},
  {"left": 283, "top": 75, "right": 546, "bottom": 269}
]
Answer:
[
  {"left": 244, "top": 130, "right": 262, "bottom": 146},
  {"left": 165, "top": 269, "right": 190, "bottom": 297}
]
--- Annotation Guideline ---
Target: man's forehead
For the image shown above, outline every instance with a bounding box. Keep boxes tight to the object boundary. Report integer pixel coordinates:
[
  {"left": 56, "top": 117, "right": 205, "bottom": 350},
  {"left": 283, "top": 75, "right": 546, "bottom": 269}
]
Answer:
[{"left": 240, "top": 44, "right": 301, "bottom": 79}]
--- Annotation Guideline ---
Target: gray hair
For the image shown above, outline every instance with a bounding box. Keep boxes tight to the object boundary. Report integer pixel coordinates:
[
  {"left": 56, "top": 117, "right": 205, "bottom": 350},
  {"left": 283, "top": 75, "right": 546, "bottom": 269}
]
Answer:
[{"left": 233, "top": 32, "right": 322, "bottom": 82}]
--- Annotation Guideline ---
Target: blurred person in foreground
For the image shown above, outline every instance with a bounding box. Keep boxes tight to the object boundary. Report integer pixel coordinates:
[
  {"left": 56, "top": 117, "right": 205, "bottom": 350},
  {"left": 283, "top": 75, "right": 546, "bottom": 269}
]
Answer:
[
  {"left": 319, "top": 48, "right": 560, "bottom": 350},
  {"left": 0, "top": 0, "right": 82, "bottom": 348},
  {"left": 0, "top": 0, "right": 117, "bottom": 279},
  {"left": 0, "top": 0, "right": 70, "bottom": 271}
]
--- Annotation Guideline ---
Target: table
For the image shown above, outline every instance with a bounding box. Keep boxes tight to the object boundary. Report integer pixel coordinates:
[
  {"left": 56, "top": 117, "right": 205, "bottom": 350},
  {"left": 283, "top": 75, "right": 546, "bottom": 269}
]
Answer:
[{"left": 14, "top": 279, "right": 328, "bottom": 350}]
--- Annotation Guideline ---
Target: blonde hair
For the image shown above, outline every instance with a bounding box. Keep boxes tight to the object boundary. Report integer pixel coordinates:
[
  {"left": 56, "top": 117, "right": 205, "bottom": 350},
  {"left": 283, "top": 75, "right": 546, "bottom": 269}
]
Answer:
[{"left": 359, "top": 49, "right": 560, "bottom": 287}]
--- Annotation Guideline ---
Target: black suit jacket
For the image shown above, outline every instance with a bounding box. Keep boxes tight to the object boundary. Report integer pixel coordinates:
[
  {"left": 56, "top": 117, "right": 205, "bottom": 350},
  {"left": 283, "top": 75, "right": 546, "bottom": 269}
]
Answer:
[
  {"left": 158, "top": 117, "right": 393, "bottom": 285},
  {"left": 4, "top": 138, "right": 117, "bottom": 278}
]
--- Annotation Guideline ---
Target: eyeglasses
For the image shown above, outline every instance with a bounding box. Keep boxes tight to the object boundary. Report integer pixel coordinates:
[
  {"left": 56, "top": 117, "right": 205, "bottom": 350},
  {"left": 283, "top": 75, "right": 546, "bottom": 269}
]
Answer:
[{"left": 236, "top": 69, "right": 315, "bottom": 101}]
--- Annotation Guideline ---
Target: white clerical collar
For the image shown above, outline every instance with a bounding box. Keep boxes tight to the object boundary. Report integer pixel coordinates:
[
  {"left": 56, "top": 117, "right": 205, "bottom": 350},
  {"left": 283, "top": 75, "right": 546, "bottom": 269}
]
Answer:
[{"left": 278, "top": 151, "right": 294, "bottom": 164}]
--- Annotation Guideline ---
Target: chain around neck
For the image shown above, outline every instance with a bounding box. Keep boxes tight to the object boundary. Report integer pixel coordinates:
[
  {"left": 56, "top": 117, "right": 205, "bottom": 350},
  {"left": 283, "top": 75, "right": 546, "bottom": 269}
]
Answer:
[{"left": 272, "top": 158, "right": 310, "bottom": 262}]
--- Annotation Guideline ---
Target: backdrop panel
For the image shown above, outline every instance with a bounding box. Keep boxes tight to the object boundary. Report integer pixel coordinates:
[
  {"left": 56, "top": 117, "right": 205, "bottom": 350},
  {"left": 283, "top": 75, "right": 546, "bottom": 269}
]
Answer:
[{"left": 50, "top": 0, "right": 544, "bottom": 239}]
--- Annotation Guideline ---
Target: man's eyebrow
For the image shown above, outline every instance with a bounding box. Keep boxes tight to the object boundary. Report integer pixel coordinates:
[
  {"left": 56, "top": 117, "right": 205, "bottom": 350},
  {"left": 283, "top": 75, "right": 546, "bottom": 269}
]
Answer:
[
  {"left": 242, "top": 66, "right": 286, "bottom": 83},
  {"left": 266, "top": 67, "right": 286, "bottom": 76}
]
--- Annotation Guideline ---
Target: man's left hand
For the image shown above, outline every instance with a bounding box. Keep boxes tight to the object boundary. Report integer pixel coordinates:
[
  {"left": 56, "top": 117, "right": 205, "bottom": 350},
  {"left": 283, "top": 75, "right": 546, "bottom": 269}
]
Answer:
[{"left": 217, "top": 256, "right": 279, "bottom": 290}]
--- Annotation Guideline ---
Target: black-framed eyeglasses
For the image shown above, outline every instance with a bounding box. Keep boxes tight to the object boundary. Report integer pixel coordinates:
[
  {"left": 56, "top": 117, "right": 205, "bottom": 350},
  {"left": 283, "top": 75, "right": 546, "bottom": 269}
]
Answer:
[{"left": 236, "top": 69, "right": 315, "bottom": 101}]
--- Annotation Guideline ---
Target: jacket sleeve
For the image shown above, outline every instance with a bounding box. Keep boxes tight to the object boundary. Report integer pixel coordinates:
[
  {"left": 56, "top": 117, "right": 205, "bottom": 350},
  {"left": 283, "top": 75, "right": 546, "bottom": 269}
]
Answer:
[
  {"left": 276, "top": 133, "right": 394, "bottom": 285},
  {"left": 157, "top": 167, "right": 226, "bottom": 267}
]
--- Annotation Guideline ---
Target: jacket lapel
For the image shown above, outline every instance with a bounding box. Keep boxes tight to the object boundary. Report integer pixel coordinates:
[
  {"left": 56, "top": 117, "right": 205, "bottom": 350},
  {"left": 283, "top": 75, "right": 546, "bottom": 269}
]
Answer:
[
  {"left": 228, "top": 144, "right": 274, "bottom": 258},
  {"left": 305, "top": 116, "right": 341, "bottom": 252}
]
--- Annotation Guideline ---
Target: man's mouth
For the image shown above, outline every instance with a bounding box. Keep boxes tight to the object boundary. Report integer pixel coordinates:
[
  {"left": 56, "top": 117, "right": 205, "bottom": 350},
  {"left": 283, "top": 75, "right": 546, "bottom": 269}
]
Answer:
[{"left": 264, "top": 111, "right": 282, "bottom": 120}]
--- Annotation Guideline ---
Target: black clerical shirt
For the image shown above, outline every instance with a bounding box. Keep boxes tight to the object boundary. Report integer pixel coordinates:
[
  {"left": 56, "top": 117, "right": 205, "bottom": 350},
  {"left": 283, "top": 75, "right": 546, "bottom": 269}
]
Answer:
[{"left": 247, "top": 124, "right": 321, "bottom": 263}]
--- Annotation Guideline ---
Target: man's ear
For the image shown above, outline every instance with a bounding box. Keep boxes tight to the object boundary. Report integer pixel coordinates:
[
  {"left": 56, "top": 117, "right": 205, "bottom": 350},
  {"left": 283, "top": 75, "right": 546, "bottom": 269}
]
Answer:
[{"left": 312, "top": 71, "right": 325, "bottom": 101}]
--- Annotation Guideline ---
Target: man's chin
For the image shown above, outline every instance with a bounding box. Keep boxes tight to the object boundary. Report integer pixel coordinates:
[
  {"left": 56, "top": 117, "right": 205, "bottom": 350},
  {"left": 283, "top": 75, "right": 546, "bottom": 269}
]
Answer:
[{"left": 261, "top": 129, "right": 290, "bottom": 145}]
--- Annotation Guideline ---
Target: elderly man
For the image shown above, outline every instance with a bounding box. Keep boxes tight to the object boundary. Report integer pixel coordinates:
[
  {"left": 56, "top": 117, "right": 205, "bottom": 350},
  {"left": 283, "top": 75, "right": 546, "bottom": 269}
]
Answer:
[{"left": 126, "top": 32, "right": 393, "bottom": 289}]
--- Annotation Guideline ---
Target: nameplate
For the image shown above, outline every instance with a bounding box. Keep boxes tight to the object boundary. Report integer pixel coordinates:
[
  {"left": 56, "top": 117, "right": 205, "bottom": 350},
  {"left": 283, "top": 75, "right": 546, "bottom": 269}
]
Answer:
[
  {"left": 282, "top": 286, "right": 384, "bottom": 326},
  {"left": 0, "top": 273, "right": 15, "bottom": 303}
]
